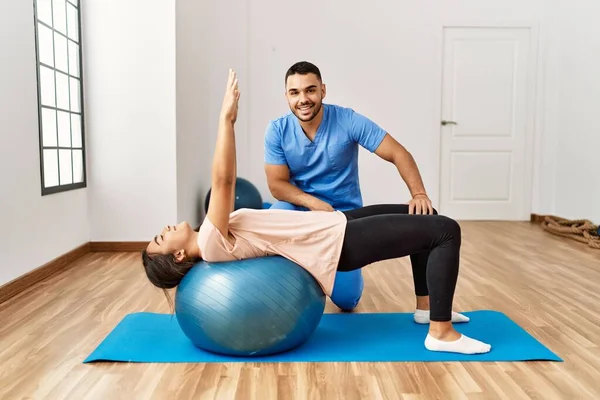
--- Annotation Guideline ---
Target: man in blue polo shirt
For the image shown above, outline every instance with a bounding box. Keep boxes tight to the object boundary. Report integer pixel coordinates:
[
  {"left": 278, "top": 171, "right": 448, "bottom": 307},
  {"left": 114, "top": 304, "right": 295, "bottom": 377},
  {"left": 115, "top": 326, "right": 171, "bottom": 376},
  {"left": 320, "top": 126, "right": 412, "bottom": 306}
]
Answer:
[{"left": 264, "top": 61, "right": 434, "bottom": 311}]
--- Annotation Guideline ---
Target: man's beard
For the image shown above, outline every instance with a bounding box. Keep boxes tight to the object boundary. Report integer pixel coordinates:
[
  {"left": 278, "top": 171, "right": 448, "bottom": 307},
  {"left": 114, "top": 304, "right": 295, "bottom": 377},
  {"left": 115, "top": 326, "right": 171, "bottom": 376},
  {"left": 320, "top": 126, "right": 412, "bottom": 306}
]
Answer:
[{"left": 292, "top": 101, "right": 322, "bottom": 122}]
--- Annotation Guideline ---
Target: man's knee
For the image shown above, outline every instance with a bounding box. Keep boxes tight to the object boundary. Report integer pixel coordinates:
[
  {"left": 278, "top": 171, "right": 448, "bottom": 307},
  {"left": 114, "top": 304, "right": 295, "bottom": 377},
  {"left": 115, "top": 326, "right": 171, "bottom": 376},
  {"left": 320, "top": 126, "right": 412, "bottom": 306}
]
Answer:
[
  {"left": 270, "top": 201, "right": 306, "bottom": 211},
  {"left": 331, "top": 269, "right": 364, "bottom": 311}
]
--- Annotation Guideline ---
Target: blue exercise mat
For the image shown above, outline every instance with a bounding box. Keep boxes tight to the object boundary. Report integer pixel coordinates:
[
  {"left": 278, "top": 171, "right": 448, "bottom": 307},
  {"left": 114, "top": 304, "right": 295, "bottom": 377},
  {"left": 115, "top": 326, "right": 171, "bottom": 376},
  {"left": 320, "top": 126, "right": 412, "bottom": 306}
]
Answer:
[{"left": 83, "top": 310, "right": 561, "bottom": 363}]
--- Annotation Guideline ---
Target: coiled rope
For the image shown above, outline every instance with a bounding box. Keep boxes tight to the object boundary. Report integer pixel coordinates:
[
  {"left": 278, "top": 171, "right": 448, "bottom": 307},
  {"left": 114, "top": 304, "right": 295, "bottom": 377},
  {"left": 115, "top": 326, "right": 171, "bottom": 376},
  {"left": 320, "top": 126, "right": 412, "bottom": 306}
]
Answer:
[{"left": 541, "top": 216, "right": 600, "bottom": 249}]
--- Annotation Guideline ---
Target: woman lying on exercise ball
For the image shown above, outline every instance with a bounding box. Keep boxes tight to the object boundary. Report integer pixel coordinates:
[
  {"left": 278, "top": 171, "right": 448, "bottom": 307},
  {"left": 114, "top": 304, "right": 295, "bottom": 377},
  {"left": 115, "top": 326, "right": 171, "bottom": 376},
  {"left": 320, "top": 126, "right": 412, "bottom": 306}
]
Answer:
[{"left": 142, "top": 69, "right": 491, "bottom": 355}]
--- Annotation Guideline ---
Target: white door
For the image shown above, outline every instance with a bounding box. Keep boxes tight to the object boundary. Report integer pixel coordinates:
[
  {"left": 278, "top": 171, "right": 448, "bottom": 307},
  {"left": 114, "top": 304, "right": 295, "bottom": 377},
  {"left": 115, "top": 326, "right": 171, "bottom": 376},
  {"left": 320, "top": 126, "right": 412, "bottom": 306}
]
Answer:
[{"left": 439, "top": 26, "right": 536, "bottom": 220}]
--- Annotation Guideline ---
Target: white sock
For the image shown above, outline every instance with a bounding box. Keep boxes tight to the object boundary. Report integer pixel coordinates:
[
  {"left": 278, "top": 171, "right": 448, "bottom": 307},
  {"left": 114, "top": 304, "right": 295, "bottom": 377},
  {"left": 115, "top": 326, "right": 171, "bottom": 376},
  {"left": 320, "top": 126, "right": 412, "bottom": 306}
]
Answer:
[
  {"left": 414, "top": 309, "right": 470, "bottom": 324},
  {"left": 425, "top": 333, "right": 491, "bottom": 355}
]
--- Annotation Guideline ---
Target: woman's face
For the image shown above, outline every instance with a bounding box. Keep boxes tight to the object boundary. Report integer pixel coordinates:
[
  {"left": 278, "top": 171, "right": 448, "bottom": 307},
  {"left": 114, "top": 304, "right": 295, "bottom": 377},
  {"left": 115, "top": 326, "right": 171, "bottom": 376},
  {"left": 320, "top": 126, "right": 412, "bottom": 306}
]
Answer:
[{"left": 146, "top": 221, "right": 194, "bottom": 258}]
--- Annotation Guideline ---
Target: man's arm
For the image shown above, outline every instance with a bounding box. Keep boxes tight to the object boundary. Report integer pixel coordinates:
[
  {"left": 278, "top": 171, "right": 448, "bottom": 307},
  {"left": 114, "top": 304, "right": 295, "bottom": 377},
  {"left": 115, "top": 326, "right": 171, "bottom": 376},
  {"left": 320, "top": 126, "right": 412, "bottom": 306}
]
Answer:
[
  {"left": 263, "top": 121, "right": 333, "bottom": 211},
  {"left": 374, "top": 134, "right": 426, "bottom": 197},
  {"left": 264, "top": 164, "right": 333, "bottom": 211},
  {"left": 349, "top": 109, "right": 433, "bottom": 214},
  {"left": 373, "top": 133, "right": 433, "bottom": 214}
]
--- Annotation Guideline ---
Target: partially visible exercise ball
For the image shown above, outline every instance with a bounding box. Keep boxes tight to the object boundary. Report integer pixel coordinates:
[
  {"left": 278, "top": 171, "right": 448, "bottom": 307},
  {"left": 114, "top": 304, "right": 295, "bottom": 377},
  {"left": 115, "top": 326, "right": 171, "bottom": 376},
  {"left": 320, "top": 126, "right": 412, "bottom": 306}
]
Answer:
[
  {"left": 174, "top": 256, "right": 326, "bottom": 357},
  {"left": 204, "top": 177, "right": 263, "bottom": 212}
]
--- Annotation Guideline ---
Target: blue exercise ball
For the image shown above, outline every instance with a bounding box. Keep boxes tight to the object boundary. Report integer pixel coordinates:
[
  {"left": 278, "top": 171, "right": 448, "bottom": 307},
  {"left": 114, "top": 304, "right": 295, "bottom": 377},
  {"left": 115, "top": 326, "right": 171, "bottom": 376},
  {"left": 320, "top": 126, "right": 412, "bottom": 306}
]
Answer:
[
  {"left": 204, "top": 177, "right": 263, "bottom": 213},
  {"left": 174, "top": 256, "right": 326, "bottom": 356}
]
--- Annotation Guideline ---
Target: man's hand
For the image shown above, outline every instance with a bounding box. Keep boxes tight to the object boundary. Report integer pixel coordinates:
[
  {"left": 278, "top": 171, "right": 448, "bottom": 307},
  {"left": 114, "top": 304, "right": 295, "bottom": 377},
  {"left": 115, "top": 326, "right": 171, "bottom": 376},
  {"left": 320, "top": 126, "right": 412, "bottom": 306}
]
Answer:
[
  {"left": 265, "top": 164, "right": 334, "bottom": 211},
  {"left": 308, "top": 198, "right": 335, "bottom": 212},
  {"left": 408, "top": 194, "right": 434, "bottom": 215}
]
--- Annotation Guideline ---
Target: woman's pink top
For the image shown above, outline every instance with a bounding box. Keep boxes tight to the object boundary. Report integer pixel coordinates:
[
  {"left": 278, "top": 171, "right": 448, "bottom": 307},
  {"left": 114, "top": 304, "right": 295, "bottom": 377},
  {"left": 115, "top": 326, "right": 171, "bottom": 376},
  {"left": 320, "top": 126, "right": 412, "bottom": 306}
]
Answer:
[{"left": 197, "top": 208, "right": 348, "bottom": 296}]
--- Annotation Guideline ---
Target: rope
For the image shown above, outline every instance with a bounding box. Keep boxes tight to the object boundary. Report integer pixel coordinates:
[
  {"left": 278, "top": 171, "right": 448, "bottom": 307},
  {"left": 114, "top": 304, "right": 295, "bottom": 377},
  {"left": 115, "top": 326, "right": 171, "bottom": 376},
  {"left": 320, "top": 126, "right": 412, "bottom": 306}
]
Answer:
[{"left": 541, "top": 216, "right": 600, "bottom": 249}]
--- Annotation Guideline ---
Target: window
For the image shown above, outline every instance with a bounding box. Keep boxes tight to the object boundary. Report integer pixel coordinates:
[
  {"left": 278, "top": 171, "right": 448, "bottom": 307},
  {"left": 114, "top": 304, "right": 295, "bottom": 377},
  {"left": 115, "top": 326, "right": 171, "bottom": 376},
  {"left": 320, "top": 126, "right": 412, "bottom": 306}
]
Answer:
[{"left": 33, "top": 0, "right": 86, "bottom": 195}]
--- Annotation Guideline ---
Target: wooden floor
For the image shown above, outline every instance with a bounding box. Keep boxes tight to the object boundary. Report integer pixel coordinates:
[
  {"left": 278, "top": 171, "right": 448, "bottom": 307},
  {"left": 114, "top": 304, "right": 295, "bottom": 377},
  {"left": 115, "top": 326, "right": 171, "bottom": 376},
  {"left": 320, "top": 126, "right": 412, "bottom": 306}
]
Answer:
[{"left": 1, "top": 221, "right": 600, "bottom": 399}]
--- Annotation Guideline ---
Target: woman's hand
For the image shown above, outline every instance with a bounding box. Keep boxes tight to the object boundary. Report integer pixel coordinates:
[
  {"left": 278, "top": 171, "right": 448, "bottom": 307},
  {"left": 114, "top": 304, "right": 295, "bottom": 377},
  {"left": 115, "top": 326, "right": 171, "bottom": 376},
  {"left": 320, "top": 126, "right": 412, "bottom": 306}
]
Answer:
[{"left": 220, "top": 69, "right": 241, "bottom": 123}]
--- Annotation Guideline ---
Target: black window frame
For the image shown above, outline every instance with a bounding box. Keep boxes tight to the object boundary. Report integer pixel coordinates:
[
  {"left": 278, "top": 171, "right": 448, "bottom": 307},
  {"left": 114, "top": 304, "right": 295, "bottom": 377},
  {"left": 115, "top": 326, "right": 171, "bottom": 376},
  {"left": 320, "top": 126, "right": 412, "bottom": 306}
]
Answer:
[{"left": 33, "top": 0, "right": 87, "bottom": 196}]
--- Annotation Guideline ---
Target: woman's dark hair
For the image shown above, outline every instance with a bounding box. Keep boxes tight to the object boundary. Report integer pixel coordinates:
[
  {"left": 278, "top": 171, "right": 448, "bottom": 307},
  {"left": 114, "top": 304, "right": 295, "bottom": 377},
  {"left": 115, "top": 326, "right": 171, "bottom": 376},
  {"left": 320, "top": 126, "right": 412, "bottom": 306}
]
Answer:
[{"left": 141, "top": 249, "right": 197, "bottom": 310}]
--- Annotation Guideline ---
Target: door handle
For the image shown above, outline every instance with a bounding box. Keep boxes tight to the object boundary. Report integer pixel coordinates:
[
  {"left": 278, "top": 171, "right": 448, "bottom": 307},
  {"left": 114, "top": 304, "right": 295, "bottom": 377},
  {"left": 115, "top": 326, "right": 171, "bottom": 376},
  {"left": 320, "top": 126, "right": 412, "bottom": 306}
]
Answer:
[{"left": 441, "top": 120, "right": 457, "bottom": 126}]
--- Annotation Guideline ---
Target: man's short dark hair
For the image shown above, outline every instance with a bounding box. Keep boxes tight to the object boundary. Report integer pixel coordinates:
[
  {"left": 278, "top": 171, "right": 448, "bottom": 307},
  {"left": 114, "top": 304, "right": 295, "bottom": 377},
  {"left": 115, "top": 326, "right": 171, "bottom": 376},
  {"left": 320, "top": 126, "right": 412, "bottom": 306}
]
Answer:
[{"left": 285, "top": 61, "right": 322, "bottom": 85}]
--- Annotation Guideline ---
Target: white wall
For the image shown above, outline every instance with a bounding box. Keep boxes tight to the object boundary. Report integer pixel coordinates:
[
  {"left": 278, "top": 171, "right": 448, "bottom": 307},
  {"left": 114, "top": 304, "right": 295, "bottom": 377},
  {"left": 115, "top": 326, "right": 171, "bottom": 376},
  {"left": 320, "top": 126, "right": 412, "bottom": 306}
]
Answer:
[
  {"left": 175, "top": 0, "right": 211, "bottom": 225},
  {"left": 531, "top": 0, "right": 562, "bottom": 217},
  {"left": 203, "top": 0, "right": 253, "bottom": 197},
  {"left": 174, "top": 1, "right": 247, "bottom": 226},
  {"left": 550, "top": 0, "right": 600, "bottom": 223},
  {"left": 84, "top": 0, "right": 178, "bottom": 241},
  {"left": 0, "top": 0, "right": 89, "bottom": 287},
  {"left": 175, "top": 0, "right": 253, "bottom": 225}
]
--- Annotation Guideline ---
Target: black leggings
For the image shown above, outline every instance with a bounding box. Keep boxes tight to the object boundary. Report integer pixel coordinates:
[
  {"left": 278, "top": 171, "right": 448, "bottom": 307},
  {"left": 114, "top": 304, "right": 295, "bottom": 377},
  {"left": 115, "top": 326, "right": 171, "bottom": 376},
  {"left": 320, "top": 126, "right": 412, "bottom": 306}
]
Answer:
[{"left": 338, "top": 204, "right": 461, "bottom": 322}]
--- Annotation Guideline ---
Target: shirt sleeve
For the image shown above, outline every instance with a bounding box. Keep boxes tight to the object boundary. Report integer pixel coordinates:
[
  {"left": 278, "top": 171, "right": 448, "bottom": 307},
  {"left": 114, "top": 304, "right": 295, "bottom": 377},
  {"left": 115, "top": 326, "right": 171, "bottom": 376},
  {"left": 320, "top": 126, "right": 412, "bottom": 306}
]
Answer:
[
  {"left": 197, "top": 217, "right": 235, "bottom": 261},
  {"left": 349, "top": 109, "right": 388, "bottom": 152},
  {"left": 264, "top": 121, "right": 287, "bottom": 165}
]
